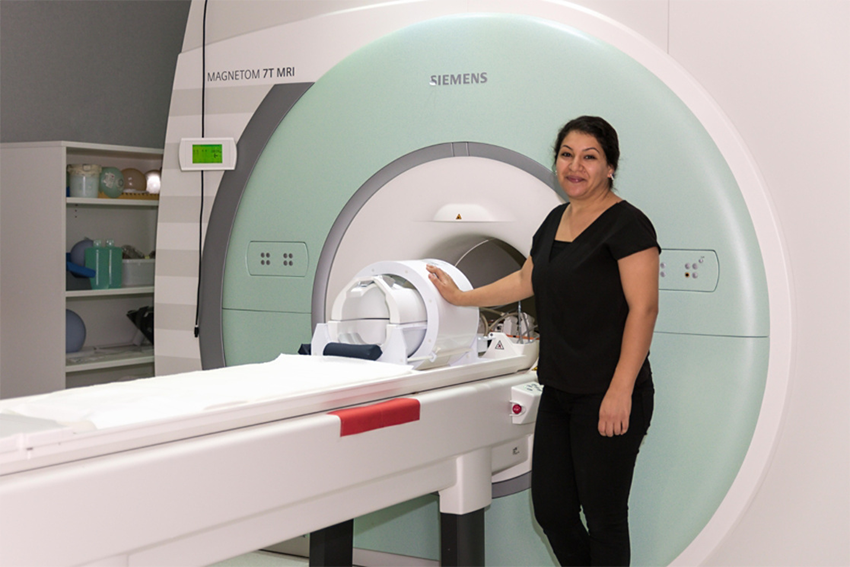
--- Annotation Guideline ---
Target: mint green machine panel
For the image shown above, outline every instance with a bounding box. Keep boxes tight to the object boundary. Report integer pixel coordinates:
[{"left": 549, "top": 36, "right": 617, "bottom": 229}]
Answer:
[
  {"left": 218, "top": 13, "right": 770, "bottom": 567},
  {"left": 223, "top": 13, "right": 768, "bottom": 338},
  {"left": 355, "top": 495, "right": 441, "bottom": 561},
  {"left": 221, "top": 311, "right": 312, "bottom": 368},
  {"left": 631, "top": 335, "right": 769, "bottom": 565}
]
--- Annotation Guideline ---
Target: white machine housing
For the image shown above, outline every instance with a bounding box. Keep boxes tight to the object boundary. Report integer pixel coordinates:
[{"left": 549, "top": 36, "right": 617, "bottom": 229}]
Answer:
[{"left": 155, "top": 4, "right": 785, "bottom": 565}]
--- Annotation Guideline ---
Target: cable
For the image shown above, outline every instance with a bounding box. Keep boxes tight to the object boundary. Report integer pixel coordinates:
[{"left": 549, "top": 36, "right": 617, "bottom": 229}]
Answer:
[
  {"left": 516, "top": 300, "right": 524, "bottom": 344},
  {"left": 193, "top": 0, "right": 210, "bottom": 338}
]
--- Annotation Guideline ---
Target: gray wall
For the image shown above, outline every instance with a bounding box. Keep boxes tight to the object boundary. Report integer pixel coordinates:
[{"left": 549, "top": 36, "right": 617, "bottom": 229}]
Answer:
[{"left": 0, "top": 0, "right": 190, "bottom": 148}]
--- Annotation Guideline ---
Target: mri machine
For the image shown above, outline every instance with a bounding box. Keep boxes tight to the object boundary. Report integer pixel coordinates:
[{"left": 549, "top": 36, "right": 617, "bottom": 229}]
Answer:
[{"left": 0, "top": 0, "right": 821, "bottom": 565}]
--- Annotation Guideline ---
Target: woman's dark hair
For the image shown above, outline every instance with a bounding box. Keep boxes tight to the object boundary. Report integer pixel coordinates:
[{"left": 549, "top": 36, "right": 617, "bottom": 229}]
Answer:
[{"left": 553, "top": 116, "right": 620, "bottom": 188}]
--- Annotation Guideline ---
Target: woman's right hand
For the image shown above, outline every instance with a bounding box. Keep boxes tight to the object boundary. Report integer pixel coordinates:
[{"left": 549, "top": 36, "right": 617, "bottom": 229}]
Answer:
[{"left": 426, "top": 264, "right": 465, "bottom": 305}]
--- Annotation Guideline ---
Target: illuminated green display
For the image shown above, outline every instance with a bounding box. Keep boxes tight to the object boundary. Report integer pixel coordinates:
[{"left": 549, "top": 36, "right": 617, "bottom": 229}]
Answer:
[{"left": 193, "top": 144, "right": 224, "bottom": 164}]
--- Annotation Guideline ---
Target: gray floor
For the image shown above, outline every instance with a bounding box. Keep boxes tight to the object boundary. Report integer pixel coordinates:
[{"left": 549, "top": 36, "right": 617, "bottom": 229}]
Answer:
[{"left": 210, "top": 551, "right": 307, "bottom": 567}]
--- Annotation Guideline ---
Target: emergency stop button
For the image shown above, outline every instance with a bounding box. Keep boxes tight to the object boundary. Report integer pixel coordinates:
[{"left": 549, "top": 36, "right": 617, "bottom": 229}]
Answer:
[{"left": 509, "top": 382, "right": 543, "bottom": 424}]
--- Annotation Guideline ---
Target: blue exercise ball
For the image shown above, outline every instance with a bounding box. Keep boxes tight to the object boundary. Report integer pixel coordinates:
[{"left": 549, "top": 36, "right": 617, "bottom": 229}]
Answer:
[
  {"left": 66, "top": 309, "right": 86, "bottom": 353},
  {"left": 70, "top": 238, "right": 93, "bottom": 267}
]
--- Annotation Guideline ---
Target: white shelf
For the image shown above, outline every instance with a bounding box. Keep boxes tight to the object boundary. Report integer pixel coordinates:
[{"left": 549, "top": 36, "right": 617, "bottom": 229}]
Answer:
[
  {"left": 67, "top": 286, "right": 155, "bottom": 298},
  {"left": 66, "top": 345, "right": 154, "bottom": 373},
  {"left": 67, "top": 197, "right": 159, "bottom": 208}
]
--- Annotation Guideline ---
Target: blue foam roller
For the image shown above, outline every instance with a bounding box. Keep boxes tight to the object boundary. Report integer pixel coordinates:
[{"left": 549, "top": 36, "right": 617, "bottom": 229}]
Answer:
[{"left": 323, "top": 342, "right": 382, "bottom": 361}]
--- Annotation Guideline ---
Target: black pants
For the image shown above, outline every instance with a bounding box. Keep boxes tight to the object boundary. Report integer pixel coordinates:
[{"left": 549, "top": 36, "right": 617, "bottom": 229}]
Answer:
[{"left": 531, "top": 381, "right": 654, "bottom": 566}]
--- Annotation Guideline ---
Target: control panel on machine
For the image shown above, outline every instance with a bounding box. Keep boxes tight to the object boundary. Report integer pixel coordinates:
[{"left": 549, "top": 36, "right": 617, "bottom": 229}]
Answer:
[
  {"left": 659, "top": 249, "right": 719, "bottom": 292},
  {"left": 178, "top": 137, "right": 238, "bottom": 171}
]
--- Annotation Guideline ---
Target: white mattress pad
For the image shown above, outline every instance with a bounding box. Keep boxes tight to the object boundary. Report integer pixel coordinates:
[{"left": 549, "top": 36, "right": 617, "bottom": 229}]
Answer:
[{"left": 0, "top": 354, "right": 412, "bottom": 430}]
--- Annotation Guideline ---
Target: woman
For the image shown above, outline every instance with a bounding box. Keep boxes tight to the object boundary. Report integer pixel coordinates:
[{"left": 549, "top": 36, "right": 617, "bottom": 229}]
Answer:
[{"left": 426, "top": 116, "right": 659, "bottom": 566}]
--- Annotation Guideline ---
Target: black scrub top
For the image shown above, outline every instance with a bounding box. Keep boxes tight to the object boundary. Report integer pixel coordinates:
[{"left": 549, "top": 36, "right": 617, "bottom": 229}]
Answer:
[{"left": 530, "top": 201, "right": 660, "bottom": 394}]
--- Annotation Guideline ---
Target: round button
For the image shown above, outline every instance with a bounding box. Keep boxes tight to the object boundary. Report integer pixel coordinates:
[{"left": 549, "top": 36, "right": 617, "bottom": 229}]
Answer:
[{"left": 512, "top": 403, "right": 523, "bottom": 415}]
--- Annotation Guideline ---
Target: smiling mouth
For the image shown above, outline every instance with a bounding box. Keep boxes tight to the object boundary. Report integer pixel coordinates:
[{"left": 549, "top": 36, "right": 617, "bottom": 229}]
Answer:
[{"left": 565, "top": 176, "right": 584, "bottom": 183}]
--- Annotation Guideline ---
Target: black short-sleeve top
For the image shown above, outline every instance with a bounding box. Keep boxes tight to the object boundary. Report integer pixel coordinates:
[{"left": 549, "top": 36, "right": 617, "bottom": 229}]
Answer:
[{"left": 530, "top": 200, "right": 660, "bottom": 394}]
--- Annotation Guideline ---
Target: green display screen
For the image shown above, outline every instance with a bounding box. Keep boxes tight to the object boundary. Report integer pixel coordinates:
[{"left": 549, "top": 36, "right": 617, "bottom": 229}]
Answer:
[{"left": 193, "top": 144, "right": 224, "bottom": 164}]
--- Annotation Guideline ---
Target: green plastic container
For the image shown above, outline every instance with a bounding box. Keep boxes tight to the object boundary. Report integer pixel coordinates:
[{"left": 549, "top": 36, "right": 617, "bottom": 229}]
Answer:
[
  {"left": 105, "top": 239, "right": 123, "bottom": 288},
  {"left": 84, "top": 240, "right": 109, "bottom": 290},
  {"left": 84, "top": 239, "right": 123, "bottom": 289}
]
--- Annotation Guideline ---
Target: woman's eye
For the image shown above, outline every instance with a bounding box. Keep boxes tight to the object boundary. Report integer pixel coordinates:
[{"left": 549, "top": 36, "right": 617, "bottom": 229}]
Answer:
[{"left": 584, "top": 155, "right": 596, "bottom": 160}]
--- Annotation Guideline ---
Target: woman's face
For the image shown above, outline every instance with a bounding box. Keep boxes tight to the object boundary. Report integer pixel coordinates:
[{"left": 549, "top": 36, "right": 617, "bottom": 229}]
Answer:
[{"left": 555, "top": 130, "right": 614, "bottom": 201}]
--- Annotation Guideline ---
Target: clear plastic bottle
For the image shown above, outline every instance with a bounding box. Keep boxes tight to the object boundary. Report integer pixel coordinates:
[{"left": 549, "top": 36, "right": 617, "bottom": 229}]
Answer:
[
  {"left": 105, "top": 239, "right": 123, "bottom": 288},
  {"left": 84, "top": 240, "right": 108, "bottom": 289}
]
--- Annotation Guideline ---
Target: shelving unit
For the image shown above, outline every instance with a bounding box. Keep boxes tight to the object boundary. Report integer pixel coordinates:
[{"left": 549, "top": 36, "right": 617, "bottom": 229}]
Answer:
[
  {"left": 0, "top": 141, "right": 162, "bottom": 398},
  {"left": 64, "top": 194, "right": 159, "bottom": 388}
]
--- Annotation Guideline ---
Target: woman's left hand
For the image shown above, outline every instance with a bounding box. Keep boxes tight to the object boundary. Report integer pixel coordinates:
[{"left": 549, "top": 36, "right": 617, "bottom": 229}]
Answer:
[{"left": 598, "top": 389, "right": 632, "bottom": 437}]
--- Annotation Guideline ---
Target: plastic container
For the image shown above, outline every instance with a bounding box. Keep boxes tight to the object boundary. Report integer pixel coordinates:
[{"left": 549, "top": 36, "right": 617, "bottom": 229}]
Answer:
[
  {"left": 68, "top": 164, "right": 102, "bottom": 198},
  {"left": 83, "top": 239, "right": 122, "bottom": 289},
  {"left": 105, "top": 239, "right": 123, "bottom": 288},
  {"left": 122, "top": 259, "right": 155, "bottom": 287},
  {"left": 84, "top": 240, "right": 109, "bottom": 289}
]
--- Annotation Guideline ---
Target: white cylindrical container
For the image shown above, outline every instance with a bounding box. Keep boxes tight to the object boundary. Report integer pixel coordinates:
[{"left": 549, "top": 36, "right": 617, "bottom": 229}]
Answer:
[{"left": 68, "top": 164, "right": 102, "bottom": 198}]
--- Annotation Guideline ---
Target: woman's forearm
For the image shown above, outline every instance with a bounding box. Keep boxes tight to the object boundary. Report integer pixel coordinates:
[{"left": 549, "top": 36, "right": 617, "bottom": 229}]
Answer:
[
  {"left": 458, "top": 269, "right": 533, "bottom": 307},
  {"left": 598, "top": 304, "right": 657, "bottom": 436},
  {"left": 608, "top": 306, "right": 658, "bottom": 394},
  {"left": 428, "top": 257, "right": 534, "bottom": 307}
]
